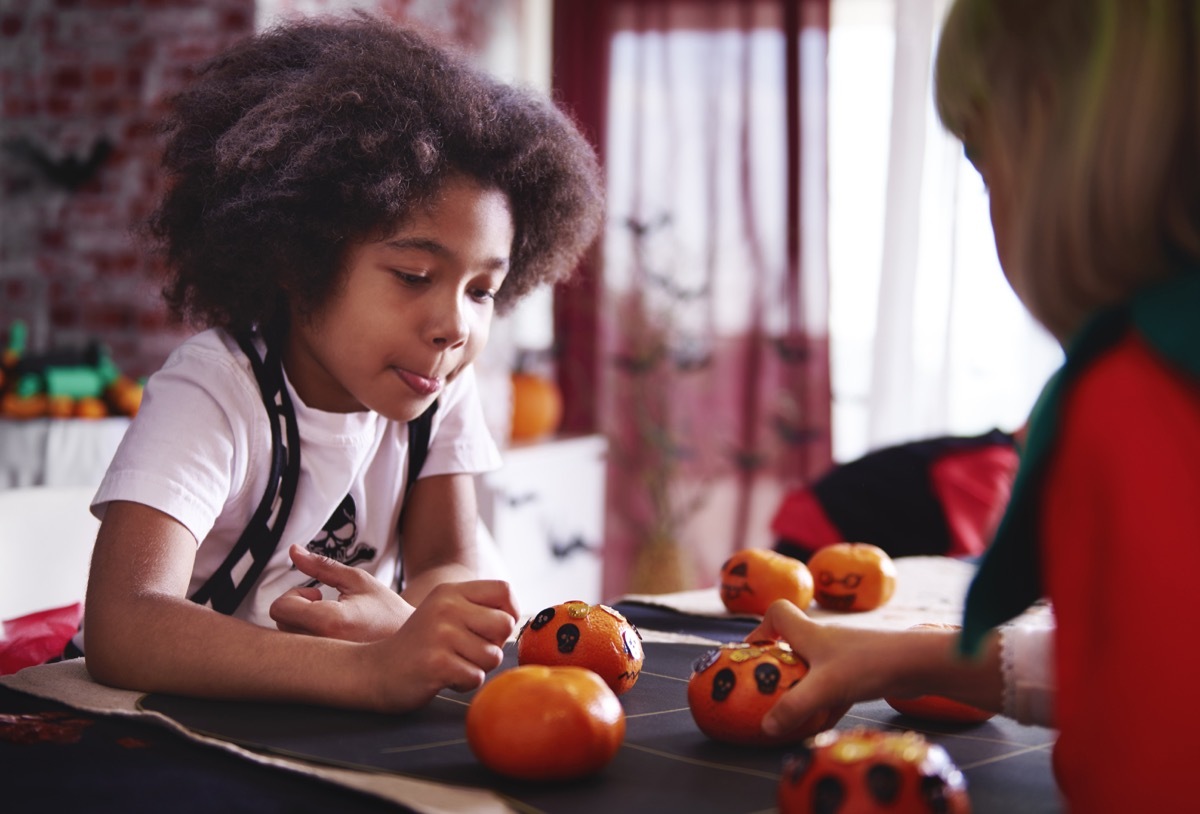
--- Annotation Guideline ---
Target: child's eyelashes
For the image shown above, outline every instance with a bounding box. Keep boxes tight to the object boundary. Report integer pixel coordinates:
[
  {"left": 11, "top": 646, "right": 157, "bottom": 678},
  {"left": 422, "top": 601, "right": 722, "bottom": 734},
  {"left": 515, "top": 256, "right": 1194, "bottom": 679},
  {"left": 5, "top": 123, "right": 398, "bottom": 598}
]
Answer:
[
  {"left": 470, "top": 288, "right": 497, "bottom": 304},
  {"left": 391, "top": 269, "right": 430, "bottom": 286}
]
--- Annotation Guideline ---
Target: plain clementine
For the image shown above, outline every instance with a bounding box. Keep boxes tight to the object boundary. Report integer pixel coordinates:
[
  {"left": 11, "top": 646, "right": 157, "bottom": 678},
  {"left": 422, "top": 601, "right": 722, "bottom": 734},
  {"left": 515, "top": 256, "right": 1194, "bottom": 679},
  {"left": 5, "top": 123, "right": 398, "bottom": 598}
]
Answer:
[
  {"left": 808, "top": 542, "right": 897, "bottom": 612},
  {"left": 719, "top": 549, "right": 815, "bottom": 615},
  {"left": 687, "top": 640, "right": 842, "bottom": 746},
  {"left": 466, "top": 664, "right": 625, "bottom": 781},
  {"left": 516, "top": 601, "right": 644, "bottom": 695},
  {"left": 778, "top": 728, "right": 971, "bottom": 814}
]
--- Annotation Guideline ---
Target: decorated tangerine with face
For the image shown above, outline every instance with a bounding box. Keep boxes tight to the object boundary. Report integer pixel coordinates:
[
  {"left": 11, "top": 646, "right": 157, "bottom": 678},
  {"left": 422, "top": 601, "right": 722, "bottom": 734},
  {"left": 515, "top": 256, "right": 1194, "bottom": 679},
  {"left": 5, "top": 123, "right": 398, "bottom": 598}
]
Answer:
[
  {"left": 516, "top": 601, "right": 644, "bottom": 695},
  {"left": 778, "top": 728, "right": 971, "bottom": 814},
  {"left": 687, "top": 641, "right": 842, "bottom": 746},
  {"left": 885, "top": 624, "right": 995, "bottom": 724},
  {"left": 808, "top": 542, "right": 897, "bottom": 612},
  {"left": 466, "top": 664, "right": 625, "bottom": 781},
  {"left": 719, "top": 549, "right": 815, "bottom": 616}
]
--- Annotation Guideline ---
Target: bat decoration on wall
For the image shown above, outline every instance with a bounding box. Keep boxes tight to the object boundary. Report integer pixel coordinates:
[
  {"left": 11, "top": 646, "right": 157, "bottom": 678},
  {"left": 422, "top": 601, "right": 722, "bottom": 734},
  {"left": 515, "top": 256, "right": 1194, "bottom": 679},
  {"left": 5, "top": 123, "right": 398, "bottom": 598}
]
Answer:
[{"left": 4, "top": 136, "right": 113, "bottom": 191}]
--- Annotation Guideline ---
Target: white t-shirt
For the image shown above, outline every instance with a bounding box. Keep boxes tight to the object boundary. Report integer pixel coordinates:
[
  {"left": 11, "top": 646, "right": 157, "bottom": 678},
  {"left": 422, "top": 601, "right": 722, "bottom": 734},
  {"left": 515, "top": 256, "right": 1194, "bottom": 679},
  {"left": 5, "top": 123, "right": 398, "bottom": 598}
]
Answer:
[{"left": 90, "top": 328, "right": 502, "bottom": 630}]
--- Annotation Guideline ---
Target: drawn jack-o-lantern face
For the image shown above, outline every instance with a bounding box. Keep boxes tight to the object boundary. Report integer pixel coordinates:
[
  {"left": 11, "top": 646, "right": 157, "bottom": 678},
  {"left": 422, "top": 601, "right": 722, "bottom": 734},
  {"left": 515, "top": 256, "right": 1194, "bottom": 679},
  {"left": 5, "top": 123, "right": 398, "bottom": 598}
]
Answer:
[
  {"left": 808, "top": 543, "right": 897, "bottom": 612},
  {"left": 686, "top": 641, "right": 842, "bottom": 746},
  {"left": 778, "top": 728, "right": 971, "bottom": 814},
  {"left": 719, "top": 549, "right": 815, "bottom": 616}
]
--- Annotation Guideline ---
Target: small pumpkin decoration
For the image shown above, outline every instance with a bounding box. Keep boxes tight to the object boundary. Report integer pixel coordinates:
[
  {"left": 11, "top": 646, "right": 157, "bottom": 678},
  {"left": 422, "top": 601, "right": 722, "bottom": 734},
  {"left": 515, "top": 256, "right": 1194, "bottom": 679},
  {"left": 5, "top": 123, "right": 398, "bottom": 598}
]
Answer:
[
  {"left": 517, "top": 601, "right": 644, "bottom": 695},
  {"left": 719, "top": 549, "right": 814, "bottom": 616},
  {"left": 885, "top": 624, "right": 995, "bottom": 724},
  {"left": 510, "top": 371, "right": 563, "bottom": 441},
  {"left": 808, "top": 542, "right": 897, "bottom": 612},
  {"left": 778, "top": 728, "right": 971, "bottom": 814},
  {"left": 687, "top": 640, "right": 842, "bottom": 746}
]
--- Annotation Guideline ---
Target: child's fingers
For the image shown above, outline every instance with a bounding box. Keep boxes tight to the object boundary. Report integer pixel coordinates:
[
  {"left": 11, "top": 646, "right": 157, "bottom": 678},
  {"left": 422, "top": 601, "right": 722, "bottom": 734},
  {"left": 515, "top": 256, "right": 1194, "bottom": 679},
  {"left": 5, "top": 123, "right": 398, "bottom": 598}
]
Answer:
[
  {"left": 761, "top": 668, "right": 840, "bottom": 737},
  {"left": 287, "top": 544, "right": 374, "bottom": 593},
  {"left": 747, "top": 598, "right": 812, "bottom": 643},
  {"left": 454, "top": 579, "right": 521, "bottom": 621},
  {"left": 270, "top": 591, "right": 334, "bottom": 635}
]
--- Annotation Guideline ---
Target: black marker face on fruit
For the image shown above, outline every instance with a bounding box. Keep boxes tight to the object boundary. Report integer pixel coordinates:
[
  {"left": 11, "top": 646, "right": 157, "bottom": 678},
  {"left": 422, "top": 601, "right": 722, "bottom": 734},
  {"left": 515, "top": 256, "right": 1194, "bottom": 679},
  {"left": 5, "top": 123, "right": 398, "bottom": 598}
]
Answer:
[
  {"left": 556, "top": 623, "right": 580, "bottom": 654},
  {"left": 720, "top": 557, "right": 755, "bottom": 602},
  {"left": 711, "top": 668, "right": 736, "bottom": 701},
  {"left": 815, "top": 569, "right": 861, "bottom": 611}
]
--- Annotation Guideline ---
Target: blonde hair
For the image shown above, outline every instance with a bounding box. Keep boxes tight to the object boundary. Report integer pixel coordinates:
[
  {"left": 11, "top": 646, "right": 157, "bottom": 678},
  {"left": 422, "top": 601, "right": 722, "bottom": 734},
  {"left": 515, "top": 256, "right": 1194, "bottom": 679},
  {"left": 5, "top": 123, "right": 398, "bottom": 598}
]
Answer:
[{"left": 934, "top": 0, "right": 1200, "bottom": 341}]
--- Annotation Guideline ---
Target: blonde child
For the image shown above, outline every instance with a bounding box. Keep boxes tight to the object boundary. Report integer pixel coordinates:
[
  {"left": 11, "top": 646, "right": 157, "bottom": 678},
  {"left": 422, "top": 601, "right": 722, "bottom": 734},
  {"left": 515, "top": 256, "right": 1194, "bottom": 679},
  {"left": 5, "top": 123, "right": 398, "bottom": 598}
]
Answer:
[
  {"left": 752, "top": 1, "right": 1200, "bottom": 810},
  {"left": 80, "top": 15, "right": 603, "bottom": 712}
]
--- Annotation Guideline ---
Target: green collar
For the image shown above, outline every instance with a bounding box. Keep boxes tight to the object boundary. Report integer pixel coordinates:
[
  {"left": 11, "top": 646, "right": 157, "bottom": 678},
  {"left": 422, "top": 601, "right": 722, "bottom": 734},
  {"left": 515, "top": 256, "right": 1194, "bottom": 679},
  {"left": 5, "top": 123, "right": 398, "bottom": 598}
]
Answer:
[{"left": 960, "top": 271, "right": 1200, "bottom": 655}]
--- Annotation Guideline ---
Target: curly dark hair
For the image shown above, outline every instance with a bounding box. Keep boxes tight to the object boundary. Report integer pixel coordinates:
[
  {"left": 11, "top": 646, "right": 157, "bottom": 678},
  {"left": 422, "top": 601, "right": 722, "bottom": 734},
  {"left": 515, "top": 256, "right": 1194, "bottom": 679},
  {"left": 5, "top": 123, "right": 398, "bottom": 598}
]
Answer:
[{"left": 147, "top": 14, "right": 604, "bottom": 330}]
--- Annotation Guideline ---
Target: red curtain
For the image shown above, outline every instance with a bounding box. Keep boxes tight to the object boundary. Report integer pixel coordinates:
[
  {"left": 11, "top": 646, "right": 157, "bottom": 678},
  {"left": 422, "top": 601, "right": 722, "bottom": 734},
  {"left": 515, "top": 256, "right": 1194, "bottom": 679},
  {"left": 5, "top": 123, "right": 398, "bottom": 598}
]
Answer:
[{"left": 553, "top": 0, "right": 832, "bottom": 597}]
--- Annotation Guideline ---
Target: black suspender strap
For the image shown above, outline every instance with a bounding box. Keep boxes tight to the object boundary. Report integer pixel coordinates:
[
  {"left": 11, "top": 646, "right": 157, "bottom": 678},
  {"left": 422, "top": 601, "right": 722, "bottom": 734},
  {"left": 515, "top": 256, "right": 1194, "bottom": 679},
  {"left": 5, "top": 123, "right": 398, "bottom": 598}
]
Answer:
[
  {"left": 190, "top": 331, "right": 301, "bottom": 615},
  {"left": 395, "top": 398, "right": 439, "bottom": 591},
  {"left": 405, "top": 399, "right": 439, "bottom": 493}
]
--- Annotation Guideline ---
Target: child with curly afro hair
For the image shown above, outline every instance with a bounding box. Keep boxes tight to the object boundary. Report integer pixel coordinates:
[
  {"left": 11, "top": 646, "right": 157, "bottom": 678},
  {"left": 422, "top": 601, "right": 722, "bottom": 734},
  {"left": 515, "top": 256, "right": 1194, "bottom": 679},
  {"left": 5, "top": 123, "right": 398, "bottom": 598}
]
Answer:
[{"left": 80, "top": 15, "right": 604, "bottom": 713}]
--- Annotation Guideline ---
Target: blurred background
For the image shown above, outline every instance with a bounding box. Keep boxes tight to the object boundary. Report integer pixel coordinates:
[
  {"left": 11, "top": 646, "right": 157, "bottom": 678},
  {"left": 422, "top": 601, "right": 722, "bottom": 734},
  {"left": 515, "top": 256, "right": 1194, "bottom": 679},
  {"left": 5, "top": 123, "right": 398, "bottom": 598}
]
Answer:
[{"left": 0, "top": 0, "right": 1062, "bottom": 608}]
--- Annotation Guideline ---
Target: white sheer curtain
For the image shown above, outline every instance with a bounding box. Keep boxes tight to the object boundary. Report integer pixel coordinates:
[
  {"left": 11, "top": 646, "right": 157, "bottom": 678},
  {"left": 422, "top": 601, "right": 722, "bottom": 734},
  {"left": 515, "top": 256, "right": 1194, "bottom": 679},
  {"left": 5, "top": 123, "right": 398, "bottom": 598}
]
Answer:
[{"left": 828, "top": 0, "right": 1063, "bottom": 462}]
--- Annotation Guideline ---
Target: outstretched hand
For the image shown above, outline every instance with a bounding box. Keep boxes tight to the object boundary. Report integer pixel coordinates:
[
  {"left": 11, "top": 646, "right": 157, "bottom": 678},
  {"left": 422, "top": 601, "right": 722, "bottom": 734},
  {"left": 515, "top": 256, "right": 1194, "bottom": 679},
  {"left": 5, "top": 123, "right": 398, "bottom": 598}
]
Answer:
[
  {"left": 747, "top": 599, "right": 910, "bottom": 738},
  {"left": 270, "top": 545, "right": 413, "bottom": 642}
]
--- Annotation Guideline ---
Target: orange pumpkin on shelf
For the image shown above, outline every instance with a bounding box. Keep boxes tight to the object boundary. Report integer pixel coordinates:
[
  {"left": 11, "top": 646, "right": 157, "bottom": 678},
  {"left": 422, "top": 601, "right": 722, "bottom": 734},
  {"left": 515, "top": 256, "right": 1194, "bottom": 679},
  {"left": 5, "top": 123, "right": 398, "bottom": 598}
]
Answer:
[
  {"left": 509, "top": 371, "right": 563, "bottom": 441},
  {"left": 885, "top": 623, "right": 995, "bottom": 724},
  {"left": 517, "top": 601, "right": 644, "bottom": 695},
  {"left": 719, "top": 549, "right": 814, "bottom": 616},
  {"left": 808, "top": 542, "right": 897, "bottom": 612},
  {"left": 687, "top": 641, "right": 842, "bottom": 746},
  {"left": 778, "top": 728, "right": 971, "bottom": 814},
  {"left": 466, "top": 664, "right": 626, "bottom": 781}
]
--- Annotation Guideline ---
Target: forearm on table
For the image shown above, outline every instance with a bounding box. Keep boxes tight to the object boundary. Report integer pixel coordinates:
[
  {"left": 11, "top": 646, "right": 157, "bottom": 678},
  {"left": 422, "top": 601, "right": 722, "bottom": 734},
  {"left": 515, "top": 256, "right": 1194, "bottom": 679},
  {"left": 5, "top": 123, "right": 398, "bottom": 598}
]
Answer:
[
  {"left": 83, "top": 593, "right": 377, "bottom": 709},
  {"left": 887, "top": 628, "right": 1005, "bottom": 713}
]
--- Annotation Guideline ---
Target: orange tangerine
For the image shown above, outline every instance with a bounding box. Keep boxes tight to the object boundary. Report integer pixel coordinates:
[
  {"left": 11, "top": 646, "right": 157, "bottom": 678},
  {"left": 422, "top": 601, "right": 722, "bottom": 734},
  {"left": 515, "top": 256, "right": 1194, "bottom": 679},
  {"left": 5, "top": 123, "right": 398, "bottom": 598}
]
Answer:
[
  {"left": 719, "top": 548, "right": 815, "bottom": 615},
  {"left": 779, "top": 728, "right": 971, "bottom": 813},
  {"left": 466, "top": 664, "right": 625, "bottom": 782},
  {"left": 809, "top": 542, "right": 897, "bottom": 612},
  {"left": 687, "top": 640, "right": 842, "bottom": 746},
  {"left": 516, "top": 601, "right": 644, "bottom": 695}
]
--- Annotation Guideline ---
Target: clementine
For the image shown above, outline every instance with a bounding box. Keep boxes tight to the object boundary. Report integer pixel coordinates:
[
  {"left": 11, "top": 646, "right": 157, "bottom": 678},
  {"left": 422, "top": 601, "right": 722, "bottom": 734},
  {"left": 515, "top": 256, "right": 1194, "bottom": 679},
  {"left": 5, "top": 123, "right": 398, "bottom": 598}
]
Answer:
[
  {"left": 885, "top": 623, "right": 995, "bottom": 724},
  {"left": 778, "top": 728, "right": 971, "bottom": 814},
  {"left": 719, "top": 549, "right": 814, "bottom": 615},
  {"left": 808, "top": 542, "right": 897, "bottom": 612},
  {"left": 466, "top": 664, "right": 625, "bottom": 781},
  {"left": 510, "top": 371, "right": 563, "bottom": 441},
  {"left": 516, "top": 601, "right": 644, "bottom": 695},
  {"left": 687, "top": 640, "right": 842, "bottom": 746}
]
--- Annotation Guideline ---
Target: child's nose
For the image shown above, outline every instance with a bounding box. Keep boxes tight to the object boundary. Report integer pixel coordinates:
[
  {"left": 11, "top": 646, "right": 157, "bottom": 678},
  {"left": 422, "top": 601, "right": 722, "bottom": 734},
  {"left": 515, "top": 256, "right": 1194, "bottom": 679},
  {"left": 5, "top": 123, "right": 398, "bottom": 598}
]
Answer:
[{"left": 429, "top": 301, "right": 469, "bottom": 349}]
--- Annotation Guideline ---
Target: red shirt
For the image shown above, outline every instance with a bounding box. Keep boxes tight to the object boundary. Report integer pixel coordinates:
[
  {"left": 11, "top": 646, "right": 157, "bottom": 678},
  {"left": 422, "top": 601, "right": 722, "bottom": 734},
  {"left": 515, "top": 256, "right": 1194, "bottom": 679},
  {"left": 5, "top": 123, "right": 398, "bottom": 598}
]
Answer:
[{"left": 1042, "top": 333, "right": 1200, "bottom": 811}]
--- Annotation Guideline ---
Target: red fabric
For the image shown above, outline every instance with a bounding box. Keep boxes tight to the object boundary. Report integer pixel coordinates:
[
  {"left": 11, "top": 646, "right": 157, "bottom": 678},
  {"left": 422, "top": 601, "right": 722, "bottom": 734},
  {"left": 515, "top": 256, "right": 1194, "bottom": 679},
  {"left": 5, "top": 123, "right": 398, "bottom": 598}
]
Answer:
[
  {"left": 929, "top": 445, "right": 1018, "bottom": 558},
  {"left": 769, "top": 487, "right": 842, "bottom": 550},
  {"left": 0, "top": 603, "right": 82, "bottom": 675},
  {"left": 1042, "top": 335, "right": 1200, "bottom": 812}
]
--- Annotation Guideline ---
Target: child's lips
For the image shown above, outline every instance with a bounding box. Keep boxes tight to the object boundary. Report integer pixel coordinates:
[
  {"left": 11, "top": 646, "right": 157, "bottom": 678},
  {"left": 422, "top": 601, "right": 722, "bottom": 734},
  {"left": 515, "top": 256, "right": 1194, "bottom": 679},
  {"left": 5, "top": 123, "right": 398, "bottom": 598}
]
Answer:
[{"left": 394, "top": 367, "right": 442, "bottom": 396}]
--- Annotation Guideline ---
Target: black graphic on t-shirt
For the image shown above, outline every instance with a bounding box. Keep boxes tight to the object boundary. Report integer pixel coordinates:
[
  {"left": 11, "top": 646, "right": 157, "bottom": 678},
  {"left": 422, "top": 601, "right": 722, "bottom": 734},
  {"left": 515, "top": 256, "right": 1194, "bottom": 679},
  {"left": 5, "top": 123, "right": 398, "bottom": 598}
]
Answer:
[{"left": 301, "top": 494, "right": 376, "bottom": 586}]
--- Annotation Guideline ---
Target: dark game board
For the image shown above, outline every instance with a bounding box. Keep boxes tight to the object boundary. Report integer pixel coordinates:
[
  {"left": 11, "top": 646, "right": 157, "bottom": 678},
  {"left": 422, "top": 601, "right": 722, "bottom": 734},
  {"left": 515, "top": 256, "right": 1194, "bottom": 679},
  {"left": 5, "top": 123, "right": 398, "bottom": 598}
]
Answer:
[{"left": 139, "top": 605, "right": 1062, "bottom": 814}]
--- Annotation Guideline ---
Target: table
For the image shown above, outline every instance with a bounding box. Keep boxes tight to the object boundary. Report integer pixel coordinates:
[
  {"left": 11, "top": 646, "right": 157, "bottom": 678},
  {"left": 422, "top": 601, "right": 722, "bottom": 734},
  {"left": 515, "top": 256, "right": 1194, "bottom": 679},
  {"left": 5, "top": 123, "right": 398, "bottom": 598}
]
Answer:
[{"left": 0, "top": 559, "right": 1062, "bottom": 813}]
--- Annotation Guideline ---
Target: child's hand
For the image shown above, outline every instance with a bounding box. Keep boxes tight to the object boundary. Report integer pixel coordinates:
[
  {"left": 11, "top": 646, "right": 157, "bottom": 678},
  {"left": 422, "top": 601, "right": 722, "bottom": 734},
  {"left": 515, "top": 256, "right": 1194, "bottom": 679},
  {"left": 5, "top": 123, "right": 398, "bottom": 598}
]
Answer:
[
  {"left": 747, "top": 599, "right": 895, "bottom": 738},
  {"left": 269, "top": 545, "right": 414, "bottom": 642},
  {"left": 361, "top": 579, "right": 519, "bottom": 711}
]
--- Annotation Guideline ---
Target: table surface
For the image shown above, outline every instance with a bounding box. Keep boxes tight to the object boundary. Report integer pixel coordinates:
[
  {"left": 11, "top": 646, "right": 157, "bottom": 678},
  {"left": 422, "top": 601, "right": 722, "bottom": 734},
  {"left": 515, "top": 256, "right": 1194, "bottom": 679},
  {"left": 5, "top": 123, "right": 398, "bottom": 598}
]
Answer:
[{"left": 0, "top": 599, "right": 1061, "bottom": 814}]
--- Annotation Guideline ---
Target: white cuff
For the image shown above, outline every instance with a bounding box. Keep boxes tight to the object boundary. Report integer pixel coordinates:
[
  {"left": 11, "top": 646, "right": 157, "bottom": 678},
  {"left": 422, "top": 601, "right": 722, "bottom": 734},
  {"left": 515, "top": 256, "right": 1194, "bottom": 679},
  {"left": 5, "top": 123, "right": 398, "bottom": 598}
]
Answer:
[{"left": 999, "top": 620, "right": 1056, "bottom": 727}]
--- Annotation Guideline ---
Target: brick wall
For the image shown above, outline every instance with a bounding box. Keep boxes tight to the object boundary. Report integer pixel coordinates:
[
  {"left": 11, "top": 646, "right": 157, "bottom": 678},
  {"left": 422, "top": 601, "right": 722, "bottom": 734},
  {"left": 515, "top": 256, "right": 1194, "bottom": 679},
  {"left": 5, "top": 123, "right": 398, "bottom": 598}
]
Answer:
[
  {"left": 0, "top": 0, "right": 503, "bottom": 381},
  {"left": 0, "top": 0, "right": 256, "bottom": 378}
]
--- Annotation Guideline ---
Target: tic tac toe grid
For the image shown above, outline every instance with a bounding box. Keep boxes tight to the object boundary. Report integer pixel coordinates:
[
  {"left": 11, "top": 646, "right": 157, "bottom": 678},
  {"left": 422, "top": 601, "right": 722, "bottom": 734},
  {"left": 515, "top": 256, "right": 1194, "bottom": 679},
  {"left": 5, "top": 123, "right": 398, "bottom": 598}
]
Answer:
[{"left": 138, "top": 602, "right": 1062, "bottom": 814}]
